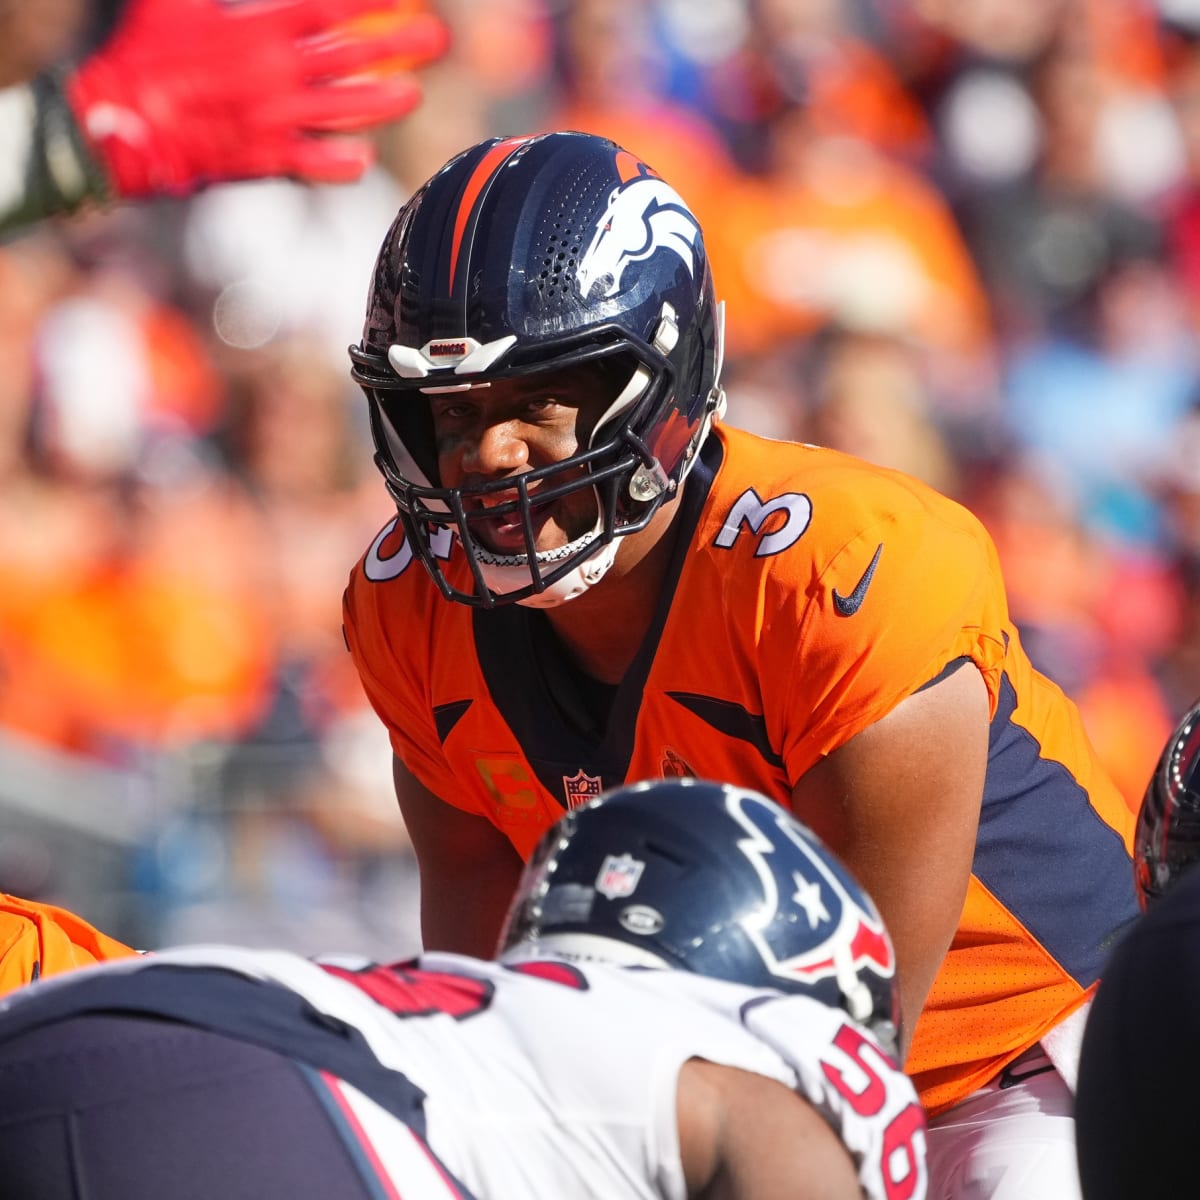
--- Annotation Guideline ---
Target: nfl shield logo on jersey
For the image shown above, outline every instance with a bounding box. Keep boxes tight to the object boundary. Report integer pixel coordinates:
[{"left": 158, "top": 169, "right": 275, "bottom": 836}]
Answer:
[
  {"left": 563, "top": 768, "right": 603, "bottom": 810},
  {"left": 596, "top": 853, "right": 645, "bottom": 900}
]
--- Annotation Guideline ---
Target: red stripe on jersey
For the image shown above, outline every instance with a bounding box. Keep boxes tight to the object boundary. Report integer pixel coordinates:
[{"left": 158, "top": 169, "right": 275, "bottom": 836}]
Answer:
[
  {"left": 319, "top": 1070, "right": 403, "bottom": 1200},
  {"left": 319, "top": 1070, "right": 471, "bottom": 1200},
  {"left": 448, "top": 136, "right": 532, "bottom": 294}
]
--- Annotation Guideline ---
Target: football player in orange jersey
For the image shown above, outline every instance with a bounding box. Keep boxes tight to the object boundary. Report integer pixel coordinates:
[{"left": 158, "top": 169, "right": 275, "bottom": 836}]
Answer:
[
  {"left": 0, "top": 0, "right": 450, "bottom": 234},
  {"left": 342, "top": 130, "right": 1139, "bottom": 1197}
]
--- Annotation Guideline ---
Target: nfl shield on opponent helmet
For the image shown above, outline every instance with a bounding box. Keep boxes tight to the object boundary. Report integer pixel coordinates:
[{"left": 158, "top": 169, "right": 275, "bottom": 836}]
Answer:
[
  {"left": 498, "top": 778, "right": 901, "bottom": 1054},
  {"left": 1136, "top": 696, "right": 1200, "bottom": 909},
  {"left": 348, "top": 130, "right": 725, "bottom": 609}
]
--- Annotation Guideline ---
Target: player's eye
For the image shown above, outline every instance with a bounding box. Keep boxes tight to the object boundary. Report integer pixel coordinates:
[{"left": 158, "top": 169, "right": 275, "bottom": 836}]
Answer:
[{"left": 431, "top": 399, "right": 475, "bottom": 422}]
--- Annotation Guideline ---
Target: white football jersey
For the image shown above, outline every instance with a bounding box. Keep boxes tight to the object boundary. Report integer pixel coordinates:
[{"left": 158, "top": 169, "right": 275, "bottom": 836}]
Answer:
[{"left": 0, "top": 946, "right": 926, "bottom": 1199}]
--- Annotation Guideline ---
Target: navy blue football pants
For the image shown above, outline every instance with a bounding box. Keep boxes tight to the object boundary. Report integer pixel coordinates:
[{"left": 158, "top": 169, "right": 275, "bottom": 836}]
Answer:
[{"left": 0, "top": 1013, "right": 378, "bottom": 1199}]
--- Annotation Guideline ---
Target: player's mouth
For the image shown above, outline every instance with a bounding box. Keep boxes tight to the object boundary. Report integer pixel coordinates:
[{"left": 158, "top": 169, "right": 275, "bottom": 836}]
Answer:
[
  {"left": 466, "top": 489, "right": 554, "bottom": 556},
  {"left": 474, "top": 511, "right": 532, "bottom": 554},
  {"left": 461, "top": 467, "right": 599, "bottom": 560}
]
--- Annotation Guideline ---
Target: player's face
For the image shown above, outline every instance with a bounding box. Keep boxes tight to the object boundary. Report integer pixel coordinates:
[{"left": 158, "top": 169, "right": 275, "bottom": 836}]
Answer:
[{"left": 428, "top": 363, "right": 618, "bottom": 556}]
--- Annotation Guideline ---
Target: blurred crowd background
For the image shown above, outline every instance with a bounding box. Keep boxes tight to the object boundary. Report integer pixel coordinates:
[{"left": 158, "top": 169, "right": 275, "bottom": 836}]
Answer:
[{"left": 3, "top": 0, "right": 1200, "bottom": 956}]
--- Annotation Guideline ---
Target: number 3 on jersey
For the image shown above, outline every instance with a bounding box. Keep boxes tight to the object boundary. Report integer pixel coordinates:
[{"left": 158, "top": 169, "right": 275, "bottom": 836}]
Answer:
[{"left": 714, "top": 488, "right": 812, "bottom": 556}]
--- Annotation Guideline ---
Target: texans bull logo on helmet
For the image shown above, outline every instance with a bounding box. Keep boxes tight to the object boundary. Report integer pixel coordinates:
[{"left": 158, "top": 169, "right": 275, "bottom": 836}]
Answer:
[{"left": 729, "top": 791, "right": 896, "bottom": 993}]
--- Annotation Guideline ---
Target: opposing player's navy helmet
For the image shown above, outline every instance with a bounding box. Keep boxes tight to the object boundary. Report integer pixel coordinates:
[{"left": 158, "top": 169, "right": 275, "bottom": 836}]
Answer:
[
  {"left": 348, "top": 131, "right": 725, "bottom": 609},
  {"left": 1136, "top": 696, "right": 1200, "bottom": 909},
  {"left": 499, "top": 778, "right": 900, "bottom": 1053}
]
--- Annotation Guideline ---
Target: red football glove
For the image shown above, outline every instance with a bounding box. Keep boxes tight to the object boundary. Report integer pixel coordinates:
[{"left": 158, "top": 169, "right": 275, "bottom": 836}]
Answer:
[{"left": 66, "top": 0, "right": 451, "bottom": 198}]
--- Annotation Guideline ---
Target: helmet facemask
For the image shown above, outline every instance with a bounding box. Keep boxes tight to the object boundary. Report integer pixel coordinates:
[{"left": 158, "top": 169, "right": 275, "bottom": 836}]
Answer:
[{"left": 355, "top": 309, "right": 721, "bottom": 609}]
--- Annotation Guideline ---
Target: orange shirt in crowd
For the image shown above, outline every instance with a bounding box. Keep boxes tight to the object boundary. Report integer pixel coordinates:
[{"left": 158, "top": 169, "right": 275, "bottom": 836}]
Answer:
[{"left": 709, "top": 147, "right": 993, "bottom": 361}]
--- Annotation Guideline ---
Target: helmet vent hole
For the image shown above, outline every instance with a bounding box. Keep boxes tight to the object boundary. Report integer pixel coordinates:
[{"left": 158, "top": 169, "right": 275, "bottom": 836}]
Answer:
[
  {"left": 536, "top": 227, "right": 583, "bottom": 298},
  {"left": 530, "top": 162, "right": 603, "bottom": 300}
]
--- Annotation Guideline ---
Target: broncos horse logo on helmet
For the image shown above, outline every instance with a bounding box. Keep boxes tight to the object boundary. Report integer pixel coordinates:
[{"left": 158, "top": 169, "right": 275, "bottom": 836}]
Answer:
[
  {"left": 576, "top": 172, "right": 703, "bottom": 300},
  {"left": 499, "top": 777, "right": 902, "bottom": 1057},
  {"left": 348, "top": 131, "right": 725, "bottom": 609}
]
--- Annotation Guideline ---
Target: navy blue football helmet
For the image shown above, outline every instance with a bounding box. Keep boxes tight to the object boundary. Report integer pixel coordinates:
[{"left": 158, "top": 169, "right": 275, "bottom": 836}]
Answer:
[
  {"left": 498, "top": 778, "right": 900, "bottom": 1052},
  {"left": 1136, "top": 696, "right": 1200, "bottom": 909},
  {"left": 348, "top": 131, "right": 725, "bottom": 609}
]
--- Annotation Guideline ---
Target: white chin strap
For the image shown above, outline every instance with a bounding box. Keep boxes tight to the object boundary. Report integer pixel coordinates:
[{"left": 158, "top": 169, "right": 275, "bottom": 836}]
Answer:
[
  {"left": 834, "top": 942, "right": 875, "bottom": 1025},
  {"left": 479, "top": 530, "right": 620, "bottom": 609},
  {"left": 472, "top": 509, "right": 620, "bottom": 608}
]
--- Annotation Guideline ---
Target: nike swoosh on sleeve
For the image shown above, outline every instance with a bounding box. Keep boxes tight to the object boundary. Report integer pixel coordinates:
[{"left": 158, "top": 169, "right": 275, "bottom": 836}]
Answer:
[{"left": 832, "top": 543, "right": 884, "bottom": 616}]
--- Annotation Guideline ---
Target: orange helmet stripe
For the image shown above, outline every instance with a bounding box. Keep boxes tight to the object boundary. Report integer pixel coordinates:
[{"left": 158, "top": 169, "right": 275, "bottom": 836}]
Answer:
[{"left": 449, "top": 136, "right": 534, "bottom": 294}]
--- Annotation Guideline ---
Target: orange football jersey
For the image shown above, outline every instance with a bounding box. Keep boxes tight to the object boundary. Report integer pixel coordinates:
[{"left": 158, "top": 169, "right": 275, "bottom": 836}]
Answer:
[
  {"left": 343, "top": 423, "right": 1138, "bottom": 1115},
  {"left": 0, "top": 893, "right": 138, "bottom": 995}
]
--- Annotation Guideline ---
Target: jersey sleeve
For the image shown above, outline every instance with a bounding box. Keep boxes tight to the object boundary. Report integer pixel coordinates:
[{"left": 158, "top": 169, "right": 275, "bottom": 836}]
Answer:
[
  {"left": 741, "top": 994, "right": 928, "bottom": 1200},
  {"left": 0, "top": 893, "right": 138, "bottom": 994},
  {"left": 341, "top": 561, "right": 475, "bottom": 813},
  {"left": 770, "top": 482, "right": 1010, "bottom": 778}
]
